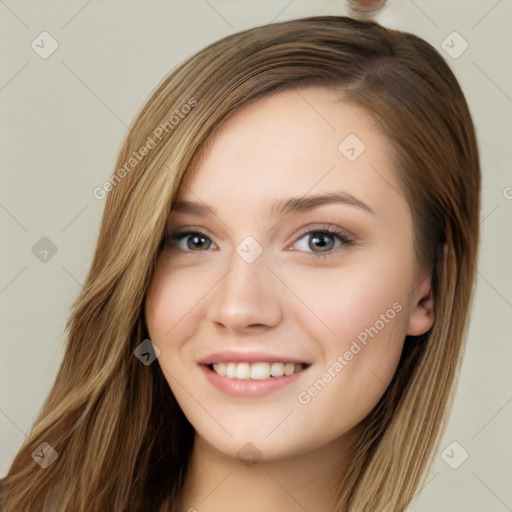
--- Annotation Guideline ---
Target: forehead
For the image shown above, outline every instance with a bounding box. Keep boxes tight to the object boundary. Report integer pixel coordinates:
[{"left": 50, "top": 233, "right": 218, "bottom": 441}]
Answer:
[{"left": 176, "top": 87, "right": 404, "bottom": 216}]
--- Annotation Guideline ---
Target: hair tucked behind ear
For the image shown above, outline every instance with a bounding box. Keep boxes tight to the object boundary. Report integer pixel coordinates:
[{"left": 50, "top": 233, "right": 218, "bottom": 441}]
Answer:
[{"left": 1, "top": 15, "right": 479, "bottom": 512}]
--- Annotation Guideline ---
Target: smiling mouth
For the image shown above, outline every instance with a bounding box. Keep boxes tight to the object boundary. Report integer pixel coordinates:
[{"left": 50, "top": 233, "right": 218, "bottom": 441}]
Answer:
[{"left": 208, "top": 361, "right": 310, "bottom": 380}]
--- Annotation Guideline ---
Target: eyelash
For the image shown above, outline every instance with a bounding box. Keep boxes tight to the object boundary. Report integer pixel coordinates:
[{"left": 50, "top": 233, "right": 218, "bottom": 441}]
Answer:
[{"left": 163, "top": 226, "right": 354, "bottom": 259}]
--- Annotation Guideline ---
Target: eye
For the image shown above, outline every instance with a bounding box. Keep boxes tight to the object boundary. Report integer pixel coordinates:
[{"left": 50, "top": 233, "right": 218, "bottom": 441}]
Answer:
[
  {"left": 165, "top": 230, "right": 217, "bottom": 252},
  {"left": 293, "top": 227, "right": 353, "bottom": 258},
  {"left": 164, "top": 226, "right": 354, "bottom": 257}
]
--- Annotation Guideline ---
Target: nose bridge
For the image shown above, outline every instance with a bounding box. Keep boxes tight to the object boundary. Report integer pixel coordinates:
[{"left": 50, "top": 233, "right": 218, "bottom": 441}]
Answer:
[
  {"left": 207, "top": 240, "right": 282, "bottom": 330},
  {"left": 227, "top": 248, "right": 266, "bottom": 299}
]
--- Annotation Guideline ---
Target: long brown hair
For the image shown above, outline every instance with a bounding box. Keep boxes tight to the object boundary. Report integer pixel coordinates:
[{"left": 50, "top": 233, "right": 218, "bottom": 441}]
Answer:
[{"left": 1, "top": 15, "right": 480, "bottom": 512}]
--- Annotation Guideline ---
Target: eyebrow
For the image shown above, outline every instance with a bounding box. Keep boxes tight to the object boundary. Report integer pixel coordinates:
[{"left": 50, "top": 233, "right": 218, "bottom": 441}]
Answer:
[{"left": 171, "top": 191, "right": 375, "bottom": 218}]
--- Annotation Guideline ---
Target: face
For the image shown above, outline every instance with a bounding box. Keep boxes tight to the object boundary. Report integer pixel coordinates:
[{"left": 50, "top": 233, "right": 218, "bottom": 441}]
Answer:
[{"left": 144, "top": 87, "right": 434, "bottom": 462}]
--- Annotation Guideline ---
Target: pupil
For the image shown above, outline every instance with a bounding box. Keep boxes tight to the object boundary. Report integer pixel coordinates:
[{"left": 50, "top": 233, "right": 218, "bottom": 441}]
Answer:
[
  {"left": 190, "top": 235, "right": 207, "bottom": 249},
  {"left": 311, "top": 233, "right": 333, "bottom": 251}
]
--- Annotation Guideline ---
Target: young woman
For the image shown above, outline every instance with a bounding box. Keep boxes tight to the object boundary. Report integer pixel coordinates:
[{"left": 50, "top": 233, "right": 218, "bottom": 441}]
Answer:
[{"left": 1, "top": 15, "right": 480, "bottom": 512}]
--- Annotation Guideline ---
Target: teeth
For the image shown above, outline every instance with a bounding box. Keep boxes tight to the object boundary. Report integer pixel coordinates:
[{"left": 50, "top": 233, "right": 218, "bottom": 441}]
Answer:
[
  {"left": 270, "top": 362, "right": 284, "bottom": 377},
  {"left": 251, "top": 362, "right": 271, "bottom": 380},
  {"left": 214, "top": 362, "right": 227, "bottom": 377},
  {"left": 226, "top": 362, "right": 236, "bottom": 378},
  {"left": 235, "top": 363, "right": 251, "bottom": 380},
  {"left": 212, "top": 361, "right": 305, "bottom": 380},
  {"left": 284, "top": 363, "right": 295, "bottom": 376}
]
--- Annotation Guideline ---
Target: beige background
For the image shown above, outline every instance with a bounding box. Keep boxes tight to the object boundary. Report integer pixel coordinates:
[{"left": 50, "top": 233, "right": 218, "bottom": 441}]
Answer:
[{"left": 1, "top": 1, "right": 511, "bottom": 510}]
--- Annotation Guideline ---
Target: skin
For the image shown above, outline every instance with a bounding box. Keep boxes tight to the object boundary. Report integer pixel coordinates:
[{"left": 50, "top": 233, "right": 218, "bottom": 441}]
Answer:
[{"left": 144, "top": 87, "right": 434, "bottom": 511}]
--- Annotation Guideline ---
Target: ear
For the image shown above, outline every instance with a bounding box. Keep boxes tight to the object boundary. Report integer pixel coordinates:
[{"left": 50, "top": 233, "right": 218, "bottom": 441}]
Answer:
[{"left": 406, "top": 273, "right": 435, "bottom": 336}]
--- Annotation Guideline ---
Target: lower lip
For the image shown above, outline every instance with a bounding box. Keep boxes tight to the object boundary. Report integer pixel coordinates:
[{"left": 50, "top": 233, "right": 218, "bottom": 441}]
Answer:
[{"left": 200, "top": 364, "right": 309, "bottom": 397}]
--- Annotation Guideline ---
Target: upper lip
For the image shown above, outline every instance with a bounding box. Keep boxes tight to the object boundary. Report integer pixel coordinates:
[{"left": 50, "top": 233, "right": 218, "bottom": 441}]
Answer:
[{"left": 198, "top": 350, "right": 311, "bottom": 365}]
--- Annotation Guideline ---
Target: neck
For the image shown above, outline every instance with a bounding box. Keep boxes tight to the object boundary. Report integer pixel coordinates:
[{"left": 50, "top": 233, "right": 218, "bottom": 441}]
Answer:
[{"left": 180, "top": 429, "right": 359, "bottom": 512}]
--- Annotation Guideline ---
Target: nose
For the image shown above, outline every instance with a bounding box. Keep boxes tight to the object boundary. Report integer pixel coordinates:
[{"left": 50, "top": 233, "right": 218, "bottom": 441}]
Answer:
[{"left": 205, "top": 247, "right": 283, "bottom": 333}]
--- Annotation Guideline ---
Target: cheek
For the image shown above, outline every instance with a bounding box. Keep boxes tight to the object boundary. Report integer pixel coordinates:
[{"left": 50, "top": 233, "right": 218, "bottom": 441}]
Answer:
[
  {"left": 321, "top": 270, "right": 407, "bottom": 356},
  {"left": 145, "top": 258, "right": 213, "bottom": 343},
  {"left": 144, "top": 270, "right": 203, "bottom": 405},
  {"left": 285, "top": 253, "right": 412, "bottom": 421},
  {"left": 283, "top": 247, "right": 411, "bottom": 344},
  {"left": 144, "top": 264, "right": 199, "bottom": 381}
]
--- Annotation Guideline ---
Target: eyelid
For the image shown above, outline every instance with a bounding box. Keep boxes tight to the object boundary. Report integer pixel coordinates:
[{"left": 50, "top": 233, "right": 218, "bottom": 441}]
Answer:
[
  {"left": 164, "top": 224, "right": 214, "bottom": 240},
  {"left": 293, "top": 223, "right": 354, "bottom": 242}
]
